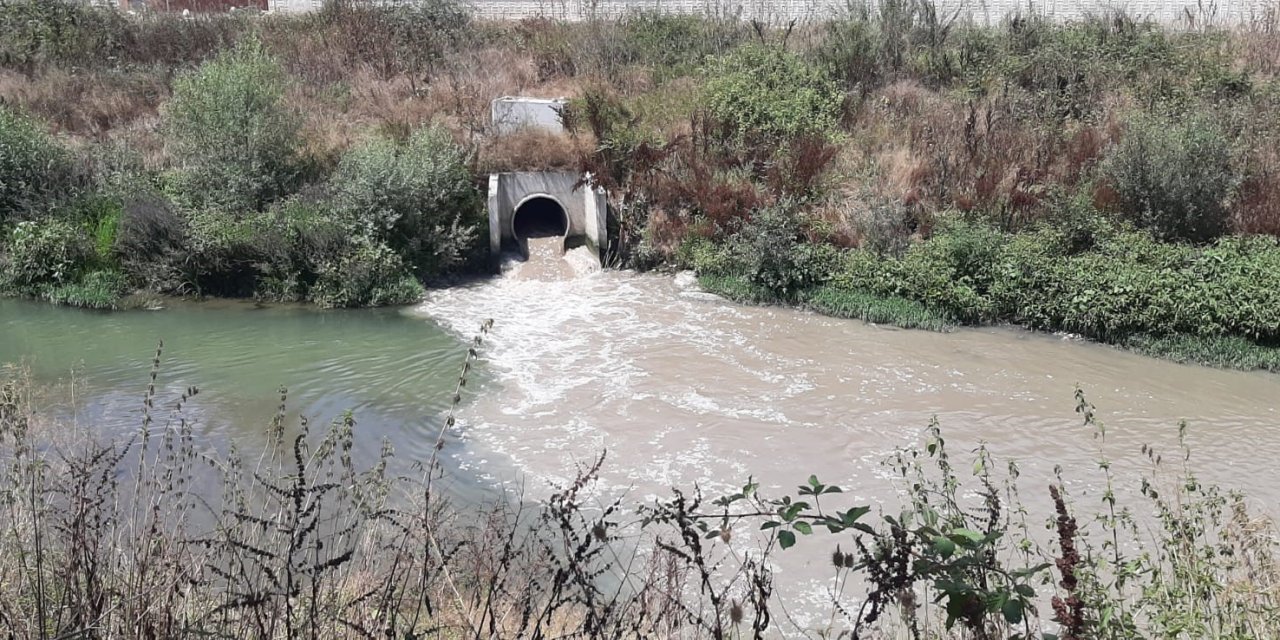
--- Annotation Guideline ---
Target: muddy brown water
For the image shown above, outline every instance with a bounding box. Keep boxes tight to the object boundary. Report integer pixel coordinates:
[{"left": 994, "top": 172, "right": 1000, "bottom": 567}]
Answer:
[{"left": 421, "top": 237, "right": 1280, "bottom": 625}]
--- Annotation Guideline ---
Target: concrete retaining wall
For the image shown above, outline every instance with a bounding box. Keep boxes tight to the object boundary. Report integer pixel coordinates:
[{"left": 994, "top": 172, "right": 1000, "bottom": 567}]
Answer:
[{"left": 491, "top": 97, "right": 568, "bottom": 135}]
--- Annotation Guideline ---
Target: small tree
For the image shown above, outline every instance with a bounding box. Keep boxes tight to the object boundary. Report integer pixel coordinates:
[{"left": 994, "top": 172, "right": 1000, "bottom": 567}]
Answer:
[
  {"left": 1102, "top": 113, "right": 1237, "bottom": 243},
  {"left": 163, "top": 40, "right": 299, "bottom": 212}
]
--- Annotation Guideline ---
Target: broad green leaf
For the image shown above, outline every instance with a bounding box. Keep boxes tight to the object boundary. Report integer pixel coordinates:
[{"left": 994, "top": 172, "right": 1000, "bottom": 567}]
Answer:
[
  {"left": 1002, "top": 598, "right": 1024, "bottom": 624},
  {"left": 778, "top": 530, "right": 796, "bottom": 550}
]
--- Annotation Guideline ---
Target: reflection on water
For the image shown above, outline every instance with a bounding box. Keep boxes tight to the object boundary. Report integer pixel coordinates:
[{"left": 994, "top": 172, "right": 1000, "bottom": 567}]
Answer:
[{"left": 0, "top": 297, "right": 471, "bottom": 469}]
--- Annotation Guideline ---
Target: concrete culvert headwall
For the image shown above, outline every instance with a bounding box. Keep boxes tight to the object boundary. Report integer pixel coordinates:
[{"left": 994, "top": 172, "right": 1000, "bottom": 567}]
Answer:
[{"left": 488, "top": 171, "right": 608, "bottom": 269}]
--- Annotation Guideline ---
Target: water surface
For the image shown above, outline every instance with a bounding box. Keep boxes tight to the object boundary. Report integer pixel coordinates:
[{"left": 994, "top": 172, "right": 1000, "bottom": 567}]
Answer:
[{"left": 0, "top": 297, "right": 472, "bottom": 467}]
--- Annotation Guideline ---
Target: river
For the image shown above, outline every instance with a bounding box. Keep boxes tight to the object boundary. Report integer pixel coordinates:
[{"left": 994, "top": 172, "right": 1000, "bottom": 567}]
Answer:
[{"left": 2, "top": 238, "right": 1278, "bottom": 624}]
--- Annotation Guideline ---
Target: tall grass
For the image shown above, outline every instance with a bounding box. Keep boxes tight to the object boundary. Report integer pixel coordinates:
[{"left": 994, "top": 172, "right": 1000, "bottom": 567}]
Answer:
[{"left": 800, "top": 284, "right": 952, "bottom": 331}]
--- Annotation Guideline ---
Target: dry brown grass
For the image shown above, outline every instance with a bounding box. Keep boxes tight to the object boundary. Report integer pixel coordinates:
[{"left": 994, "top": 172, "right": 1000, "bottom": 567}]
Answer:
[
  {"left": 0, "top": 70, "right": 168, "bottom": 140},
  {"left": 1238, "top": 2, "right": 1280, "bottom": 78},
  {"left": 844, "top": 81, "right": 1129, "bottom": 229},
  {"left": 1235, "top": 147, "right": 1280, "bottom": 236},
  {"left": 476, "top": 127, "right": 594, "bottom": 174}
]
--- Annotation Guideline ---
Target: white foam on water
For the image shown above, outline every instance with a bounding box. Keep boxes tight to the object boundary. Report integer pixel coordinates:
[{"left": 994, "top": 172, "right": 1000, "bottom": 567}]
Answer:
[{"left": 415, "top": 242, "right": 1280, "bottom": 630}]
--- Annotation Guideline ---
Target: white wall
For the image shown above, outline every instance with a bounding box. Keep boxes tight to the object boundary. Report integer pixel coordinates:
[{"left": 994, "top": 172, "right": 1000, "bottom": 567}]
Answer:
[
  {"left": 269, "top": 0, "right": 322, "bottom": 12},
  {"left": 270, "top": 0, "right": 1274, "bottom": 23}
]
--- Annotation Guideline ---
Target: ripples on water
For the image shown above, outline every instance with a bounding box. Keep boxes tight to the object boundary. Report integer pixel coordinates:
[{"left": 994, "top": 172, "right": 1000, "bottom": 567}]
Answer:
[
  {"left": 418, "top": 237, "right": 1280, "bottom": 619},
  {"left": 0, "top": 299, "right": 467, "bottom": 466},
  {"left": 4, "top": 239, "right": 1279, "bottom": 623}
]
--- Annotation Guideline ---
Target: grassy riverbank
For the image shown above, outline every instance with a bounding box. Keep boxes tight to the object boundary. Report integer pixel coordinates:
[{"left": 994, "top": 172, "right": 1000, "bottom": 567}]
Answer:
[
  {"left": 2, "top": 0, "right": 1280, "bottom": 368},
  {"left": 690, "top": 215, "right": 1280, "bottom": 371},
  {"left": 2, "top": 349, "right": 1278, "bottom": 639}
]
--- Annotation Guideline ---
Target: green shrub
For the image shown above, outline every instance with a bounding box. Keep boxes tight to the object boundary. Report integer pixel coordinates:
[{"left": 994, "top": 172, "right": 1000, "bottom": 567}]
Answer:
[
  {"left": 704, "top": 45, "right": 842, "bottom": 144},
  {"left": 0, "top": 0, "right": 128, "bottom": 74},
  {"left": 0, "top": 106, "right": 75, "bottom": 225},
  {"left": 988, "top": 226, "right": 1280, "bottom": 345},
  {"left": 311, "top": 240, "right": 423, "bottom": 308},
  {"left": 832, "top": 219, "right": 1004, "bottom": 323},
  {"left": 329, "top": 125, "right": 480, "bottom": 278},
  {"left": 617, "top": 12, "right": 746, "bottom": 77},
  {"left": 163, "top": 40, "right": 300, "bottom": 212},
  {"left": 181, "top": 208, "right": 291, "bottom": 298},
  {"left": 1102, "top": 113, "right": 1237, "bottom": 243},
  {"left": 1, "top": 219, "right": 91, "bottom": 290},
  {"left": 720, "top": 203, "right": 840, "bottom": 296}
]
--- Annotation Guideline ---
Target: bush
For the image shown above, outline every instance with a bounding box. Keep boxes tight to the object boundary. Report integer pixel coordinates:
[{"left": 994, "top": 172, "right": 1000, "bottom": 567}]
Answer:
[
  {"left": 617, "top": 12, "right": 746, "bottom": 77},
  {"left": 704, "top": 45, "right": 843, "bottom": 145},
  {"left": 163, "top": 40, "right": 300, "bottom": 212},
  {"left": 0, "top": 219, "right": 91, "bottom": 290},
  {"left": 718, "top": 203, "right": 839, "bottom": 296},
  {"left": 311, "top": 240, "right": 423, "bottom": 308},
  {"left": 0, "top": 106, "right": 75, "bottom": 225},
  {"left": 1102, "top": 113, "right": 1237, "bottom": 243},
  {"left": 0, "top": 0, "right": 128, "bottom": 74},
  {"left": 113, "top": 195, "right": 189, "bottom": 292},
  {"left": 181, "top": 209, "right": 289, "bottom": 298},
  {"left": 329, "top": 125, "right": 480, "bottom": 278}
]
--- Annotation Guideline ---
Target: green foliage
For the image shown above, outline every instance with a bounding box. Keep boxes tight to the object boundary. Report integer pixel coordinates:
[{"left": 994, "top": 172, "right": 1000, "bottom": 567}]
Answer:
[
  {"left": 831, "top": 219, "right": 1004, "bottom": 323},
  {"left": 704, "top": 45, "right": 842, "bottom": 144},
  {"left": 311, "top": 240, "right": 423, "bottom": 308},
  {"left": 0, "top": 0, "right": 127, "bottom": 74},
  {"left": 329, "top": 125, "right": 480, "bottom": 278},
  {"left": 93, "top": 208, "right": 120, "bottom": 265},
  {"left": 0, "top": 106, "right": 75, "bottom": 224},
  {"left": 701, "top": 203, "right": 840, "bottom": 296},
  {"left": 616, "top": 12, "right": 746, "bottom": 77},
  {"left": 799, "top": 285, "right": 952, "bottom": 331},
  {"left": 1102, "top": 113, "right": 1237, "bottom": 243},
  {"left": 180, "top": 209, "right": 279, "bottom": 297},
  {"left": 40, "top": 269, "right": 127, "bottom": 310},
  {"left": 163, "top": 40, "right": 300, "bottom": 212},
  {"left": 990, "top": 228, "right": 1280, "bottom": 344},
  {"left": 0, "top": 219, "right": 90, "bottom": 290},
  {"left": 1124, "top": 334, "right": 1280, "bottom": 372},
  {"left": 695, "top": 274, "right": 781, "bottom": 306},
  {"left": 822, "top": 217, "right": 1280, "bottom": 357}
]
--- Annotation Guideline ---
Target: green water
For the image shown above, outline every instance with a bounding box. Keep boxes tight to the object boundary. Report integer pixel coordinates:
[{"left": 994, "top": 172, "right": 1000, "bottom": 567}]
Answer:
[{"left": 0, "top": 297, "right": 473, "bottom": 466}]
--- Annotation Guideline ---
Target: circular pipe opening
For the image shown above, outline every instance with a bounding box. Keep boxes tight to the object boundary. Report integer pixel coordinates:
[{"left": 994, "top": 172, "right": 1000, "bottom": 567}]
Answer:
[{"left": 512, "top": 195, "right": 569, "bottom": 239}]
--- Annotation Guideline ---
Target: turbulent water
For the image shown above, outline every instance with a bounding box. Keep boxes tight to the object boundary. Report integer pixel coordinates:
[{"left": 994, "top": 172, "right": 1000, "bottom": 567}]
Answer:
[
  {"left": 415, "top": 236, "right": 1280, "bottom": 622},
  {"left": 4, "top": 236, "right": 1279, "bottom": 623},
  {"left": 422, "top": 242, "right": 1280, "bottom": 505}
]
